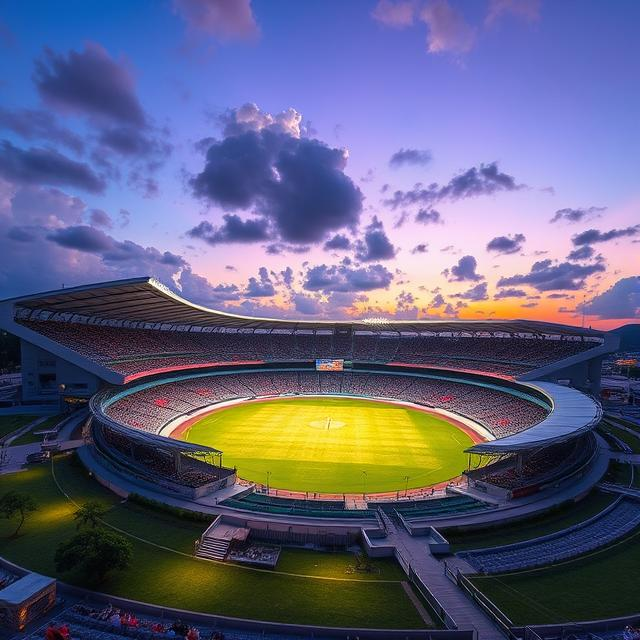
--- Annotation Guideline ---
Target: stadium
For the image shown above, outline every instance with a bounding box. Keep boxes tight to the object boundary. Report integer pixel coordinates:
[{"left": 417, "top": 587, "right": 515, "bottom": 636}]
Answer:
[{"left": 2, "top": 277, "right": 639, "bottom": 640}]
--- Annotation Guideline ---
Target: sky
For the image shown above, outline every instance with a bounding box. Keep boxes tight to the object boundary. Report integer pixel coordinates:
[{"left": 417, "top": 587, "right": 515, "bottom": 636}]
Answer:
[{"left": 0, "top": 0, "right": 638, "bottom": 330}]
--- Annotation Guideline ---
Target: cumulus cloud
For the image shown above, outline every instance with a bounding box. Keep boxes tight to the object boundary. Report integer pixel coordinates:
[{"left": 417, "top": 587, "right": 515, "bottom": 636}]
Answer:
[
  {"left": 0, "top": 107, "right": 84, "bottom": 154},
  {"left": 452, "top": 282, "right": 488, "bottom": 301},
  {"left": 244, "top": 266, "right": 275, "bottom": 297},
  {"left": 567, "top": 245, "right": 595, "bottom": 261},
  {"left": 443, "top": 255, "right": 483, "bottom": 282},
  {"left": 415, "top": 208, "right": 442, "bottom": 224},
  {"left": 486, "top": 233, "right": 525, "bottom": 255},
  {"left": 324, "top": 233, "right": 352, "bottom": 251},
  {"left": 389, "top": 147, "right": 432, "bottom": 168},
  {"left": 371, "top": 0, "right": 417, "bottom": 28},
  {"left": 187, "top": 214, "right": 270, "bottom": 245},
  {"left": 303, "top": 263, "right": 393, "bottom": 293},
  {"left": 494, "top": 287, "right": 527, "bottom": 299},
  {"left": 191, "top": 109, "right": 363, "bottom": 244},
  {"left": 420, "top": 0, "right": 476, "bottom": 55},
  {"left": 550, "top": 205, "right": 606, "bottom": 224},
  {"left": 497, "top": 258, "right": 606, "bottom": 291},
  {"left": 354, "top": 216, "right": 397, "bottom": 262},
  {"left": 0, "top": 140, "right": 105, "bottom": 193},
  {"left": 292, "top": 292, "right": 323, "bottom": 315},
  {"left": 218, "top": 103, "right": 305, "bottom": 138},
  {"left": 384, "top": 161, "right": 522, "bottom": 209},
  {"left": 88, "top": 208, "right": 112, "bottom": 229},
  {"left": 584, "top": 276, "right": 640, "bottom": 320},
  {"left": 173, "top": 0, "right": 259, "bottom": 41},
  {"left": 572, "top": 225, "right": 640, "bottom": 246}
]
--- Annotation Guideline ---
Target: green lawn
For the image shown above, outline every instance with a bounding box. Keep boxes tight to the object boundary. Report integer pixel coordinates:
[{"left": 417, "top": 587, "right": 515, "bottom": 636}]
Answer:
[
  {"left": 181, "top": 396, "right": 474, "bottom": 493},
  {"left": 601, "top": 422, "right": 640, "bottom": 453},
  {"left": 0, "top": 414, "right": 38, "bottom": 439},
  {"left": 10, "top": 414, "right": 64, "bottom": 446},
  {"left": 470, "top": 527, "right": 640, "bottom": 624},
  {"left": 443, "top": 491, "right": 616, "bottom": 552},
  {"left": 0, "top": 454, "right": 427, "bottom": 629}
]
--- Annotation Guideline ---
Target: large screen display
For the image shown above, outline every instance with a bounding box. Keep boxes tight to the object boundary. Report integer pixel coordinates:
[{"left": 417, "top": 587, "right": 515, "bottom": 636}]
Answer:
[{"left": 315, "top": 358, "right": 344, "bottom": 372}]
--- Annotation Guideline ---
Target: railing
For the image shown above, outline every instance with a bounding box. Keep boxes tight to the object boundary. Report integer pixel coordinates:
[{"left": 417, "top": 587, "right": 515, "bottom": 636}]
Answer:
[
  {"left": 456, "top": 570, "right": 513, "bottom": 636},
  {"left": 409, "top": 565, "right": 458, "bottom": 630}
]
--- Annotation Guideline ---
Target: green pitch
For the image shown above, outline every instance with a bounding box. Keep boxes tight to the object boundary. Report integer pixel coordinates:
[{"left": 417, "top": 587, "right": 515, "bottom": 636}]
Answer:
[{"left": 180, "top": 396, "right": 474, "bottom": 493}]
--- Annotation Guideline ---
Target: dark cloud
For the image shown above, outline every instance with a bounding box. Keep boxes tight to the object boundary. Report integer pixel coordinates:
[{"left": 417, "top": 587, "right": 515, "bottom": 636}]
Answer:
[
  {"left": 497, "top": 259, "right": 606, "bottom": 291},
  {"left": 280, "top": 266, "right": 294, "bottom": 288},
  {"left": 35, "top": 42, "right": 146, "bottom": 125},
  {"left": 0, "top": 140, "right": 105, "bottom": 193},
  {"left": 88, "top": 209, "right": 112, "bottom": 229},
  {"left": 486, "top": 233, "right": 525, "bottom": 255},
  {"left": 172, "top": 0, "right": 259, "bottom": 41},
  {"left": 354, "top": 216, "right": 397, "bottom": 262},
  {"left": 550, "top": 206, "right": 606, "bottom": 224},
  {"left": 567, "top": 245, "right": 595, "bottom": 261},
  {"left": 324, "top": 233, "right": 352, "bottom": 251},
  {"left": 494, "top": 287, "right": 527, "bottom": 299},
  {"left": 292, "top": 292, "right": 323, "bottom": 315},
  {"left": 303, "top": 263, "right": 393, "bottom": 293},
  {"left": 389, "top": 148, "right": 432, "bottom": 168},
  {"left": 415, "top": 208, "right": 442, "bottom": 225},
  {"left": 265, "top": 242, "right": 310, "bottom": 255},
  {"left": 187, "top": 214, "right": 270, "bottom": 245},
  {"left": 412, "top": 243, "right": 428, "bottom": 254},
  {"left": 7, "top": 226, "right": 37, "bottom": 243},
  {"left": 192, "top": 126, "right": 363, "bottom": 244},
  {"left": 443, "top": 255, "right": 483, "bottom": 282},
  {"left": 0, "top": 107, "right": 84, "bottom": 154},
  {"left": 583, "top": 276, "right": 640, "bottom": 320},
  {"left": 384, "top": 161, "right": 523, "bottom": 209},
  {"left": 245, "top": 267, "right": 275, "bottom": 297},
  {"left": 572, "top": 225, "right": 640, "bottom": 246},
  {"left": 452, "top": 282, "right": 488, "bottom": 301},
  {"left": 98, "top": 126, "right": 171, "bottom": 161}
]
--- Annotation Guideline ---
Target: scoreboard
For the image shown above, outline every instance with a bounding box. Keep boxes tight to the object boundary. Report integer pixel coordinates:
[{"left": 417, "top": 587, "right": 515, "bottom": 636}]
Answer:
[{"left": 315, "top": 359, "right": 344, "bottom": 372}]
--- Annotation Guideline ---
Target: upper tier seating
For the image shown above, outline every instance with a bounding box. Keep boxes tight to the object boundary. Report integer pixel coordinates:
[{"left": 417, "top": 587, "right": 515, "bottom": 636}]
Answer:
[
  {"left": 19, "top": 319, "right": 600, "bottom": 378},
  {"left": 103, "top": 370, "right": 548, "bottom": 440}
]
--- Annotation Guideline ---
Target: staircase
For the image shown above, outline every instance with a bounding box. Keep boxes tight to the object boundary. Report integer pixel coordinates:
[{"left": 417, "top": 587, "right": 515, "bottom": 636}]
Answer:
[{"left": 196, "top": 536, "right": 230, "bottom": 561}]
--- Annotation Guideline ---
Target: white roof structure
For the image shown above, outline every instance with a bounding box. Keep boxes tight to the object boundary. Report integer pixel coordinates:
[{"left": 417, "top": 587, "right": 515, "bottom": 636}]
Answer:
[{"left": 469, "top": 381, "right": 602, "bottom": 453}]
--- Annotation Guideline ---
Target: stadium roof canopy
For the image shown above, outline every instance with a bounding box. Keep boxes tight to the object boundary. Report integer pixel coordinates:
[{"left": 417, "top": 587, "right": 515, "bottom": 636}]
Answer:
[{"left": 5, "top": 277, "right": 605, "bottom": 337}]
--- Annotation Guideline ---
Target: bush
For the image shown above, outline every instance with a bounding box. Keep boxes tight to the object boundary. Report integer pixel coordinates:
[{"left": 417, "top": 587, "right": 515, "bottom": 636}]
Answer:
[{"left": 127, "top": 493, "right": 211, "bottom": 523}]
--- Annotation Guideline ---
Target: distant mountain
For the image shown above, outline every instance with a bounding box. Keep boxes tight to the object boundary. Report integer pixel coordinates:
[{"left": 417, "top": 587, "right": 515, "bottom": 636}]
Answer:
[{"left": 610, "top": 324, "right": 640, "bottom": 351}]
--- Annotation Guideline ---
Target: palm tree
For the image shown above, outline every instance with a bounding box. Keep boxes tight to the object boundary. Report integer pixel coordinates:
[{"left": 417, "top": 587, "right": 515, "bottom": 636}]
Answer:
[{"left": 73, "top": 501, "right": 108, "bottom": 530}]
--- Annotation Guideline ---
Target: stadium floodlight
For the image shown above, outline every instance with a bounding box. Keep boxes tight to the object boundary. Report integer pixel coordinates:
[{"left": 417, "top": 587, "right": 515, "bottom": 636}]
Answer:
[{"left": 362, "top": 317, "right": 389, "bottom": 325}]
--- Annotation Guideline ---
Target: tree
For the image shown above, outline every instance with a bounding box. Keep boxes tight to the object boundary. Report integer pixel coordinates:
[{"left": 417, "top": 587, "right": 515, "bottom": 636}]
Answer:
[
  {"left": 0, "top": 491, "right": 37, "bottom": 537},
  {"left": 73, "top": 501, "right": 108, "bottom": 530},
  {"left": 55, "top": 528, "right": 132, "bottom": 583}
]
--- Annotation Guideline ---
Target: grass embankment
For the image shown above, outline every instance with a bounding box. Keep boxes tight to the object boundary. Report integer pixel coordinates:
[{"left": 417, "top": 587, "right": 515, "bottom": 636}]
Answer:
[
  {"left": 0, "top": 454, "right": 426, "bottom": 629},
  {"left": 0, "top": 415, "right": 38, "bottom": 440},
  {"left": 10, "top": 414, "right": 64, "bottom": 446},
  {"left": 470, "top": 526, "right": 640, "bottom": 624},
  {"left": 442, "top": 491, "right": 616, "bottom": 552},
  {"left": 601, "top": 422, "right": 640, "bottom": 453}
]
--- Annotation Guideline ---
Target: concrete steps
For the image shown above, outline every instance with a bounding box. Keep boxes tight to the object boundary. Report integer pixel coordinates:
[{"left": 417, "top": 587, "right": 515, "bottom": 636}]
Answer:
[{"left": 196, "top": 537, "right": 230, "bottom": 561}]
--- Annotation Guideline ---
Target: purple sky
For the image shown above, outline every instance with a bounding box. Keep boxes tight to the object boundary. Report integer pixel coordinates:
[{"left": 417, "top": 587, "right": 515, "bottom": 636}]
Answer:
[{"left": 0, "top": 0, "right": 638, "bottom": 329}]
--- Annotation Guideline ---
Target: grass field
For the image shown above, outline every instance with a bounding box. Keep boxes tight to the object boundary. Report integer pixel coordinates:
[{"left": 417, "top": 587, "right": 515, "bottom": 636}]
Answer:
[
  {"left": 180, "top": 396, "right": 474, "bottom": 493},
  {"left": 0, "top": 414, "right": 37, "bottom": 439},
  {"left": 0, "top": 454, "right": 426, "bottom": 628}
]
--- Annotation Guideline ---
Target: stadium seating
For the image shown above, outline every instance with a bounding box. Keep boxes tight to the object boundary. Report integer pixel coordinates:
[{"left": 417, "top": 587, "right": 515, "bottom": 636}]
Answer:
[
  {"left": 370, "top": 494, "right": 489, "bottom": 519},
  {"left": 459, "top": 498, "right": 640, "bottom": 573},
  {"left": 19, "top": 318, "right": 601, "bottom": 378}
]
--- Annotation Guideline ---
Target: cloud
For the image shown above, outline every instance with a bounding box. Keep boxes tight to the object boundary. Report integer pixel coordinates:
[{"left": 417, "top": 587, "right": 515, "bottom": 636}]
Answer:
[
  {"left": 584, "top": 276, "right": 640, "bottom": 320},
  {"left": 572, "top": 225, "right": 640, "bottom": 246},
  {"left": 35, "top": 42, "right": 146, "bottom": 126},
  {"left": 354, "top": 216, "right": 397, "bottom": 262},
  {"left": 567, "top": 245, "right": 595, "bottom": 261},
  {"left": 88, "top": 208, "right": 112, "bottom": 229},
  {"left": 444, "top": 255, "right": 483, "bottom": 282},
  {"left": 0, "top": 107, "right": 84, "bottom": 154},
  {"left": 371, "top": 0, "right": 417, "bottom": 28},
  {"left": 172, "top": 0, "right": 259, "bottom": 41},
  {"left": 412, "top": 243, "right": 428, "bottom": 254},
  {"left": 420, "top": 0, "right": 476, "bottom": 55},
  {"left": 415, "top": 208, "right": 442, "bottom": 224},
  {"left": 452, "top": 282, "right": 488, "bottom": 301},
  {"left": 494, "top": 287, "right": 527, "bottom": 299},
  {"left": 303, "top": 263, "right": 393, "bottom": 293},
  {"left": 486, "top": 233, "right": 525, "bottom": 255},
  {"left": 485, "top": 0, "right": 540, "bottom": 26},
  {"left": 292, "top": 292, "right": 323, "bottom": 315},
  {"left": 244, "top": 266, "right": 275, "bottom": 297},
  {"left": 497, "top": 259, "right": 606, "bottom": 291},
  {"left": 389, "top": 147, "right": 432, "bottom": 168},
  {"left": 187, "top": 214, "right": 270, "bottom": 245},
  {"left": 192, "top": 112, "right": 363, "bottom": 244},
  {"left": 0, "top": 140, "right": 105, "bottom": 193},
  {"left": 384, "top": 161, "right": 523, "bottom": 209},
  {"left": 324, "top": 233, "right": 352, "bottom": 251},
  {"left": 218, "top": 103, "right": 304, "bottom": 138},
  {"left": 550, "top": 205, "right": 606, "bottom": 224}
]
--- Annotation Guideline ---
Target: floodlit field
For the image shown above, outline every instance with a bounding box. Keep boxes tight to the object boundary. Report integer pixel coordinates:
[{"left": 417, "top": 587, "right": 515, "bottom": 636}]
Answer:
[{"left": 180, "top": 396, "right": 475, "bottom": 493}]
